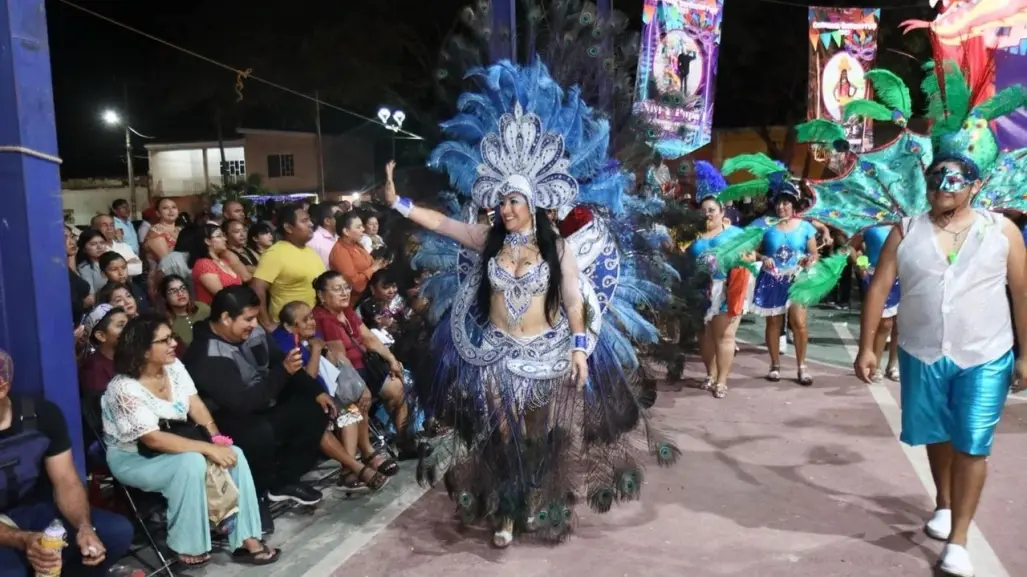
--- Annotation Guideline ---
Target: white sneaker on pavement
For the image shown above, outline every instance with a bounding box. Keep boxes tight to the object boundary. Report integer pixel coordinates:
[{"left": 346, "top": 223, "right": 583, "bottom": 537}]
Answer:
[
  {"left": 925, "top": 508, "right": 952, "bottom": 541},
  {"left": 939, "top": 543, "right": 974, "bottom": 577}
]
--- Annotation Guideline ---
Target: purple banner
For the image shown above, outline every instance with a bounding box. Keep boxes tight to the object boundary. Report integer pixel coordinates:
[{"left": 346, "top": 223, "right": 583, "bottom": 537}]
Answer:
[
  {"left": 633, "top": 0, "right": 724, "bottom": 159},
  {"left": 994, "top": 45, "right": 1027, "bottom": 149}
]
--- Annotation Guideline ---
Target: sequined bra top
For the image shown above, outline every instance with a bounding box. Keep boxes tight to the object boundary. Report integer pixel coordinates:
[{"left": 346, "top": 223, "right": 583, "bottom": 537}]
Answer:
[
  {"left": 488, "top": 258, "right": 550, "bottom": 296},
  {"left": 487, "top": 257, "right": 551, "bottom": 325}
]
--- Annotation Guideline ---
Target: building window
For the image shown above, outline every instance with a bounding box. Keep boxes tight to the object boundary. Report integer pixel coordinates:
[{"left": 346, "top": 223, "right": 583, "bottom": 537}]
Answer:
[
  {"left": 267, "top": 154, "right": 295, "bottom": 178},
  {"left": 221, "top": 160, "right": 246, "bottom": 176}
]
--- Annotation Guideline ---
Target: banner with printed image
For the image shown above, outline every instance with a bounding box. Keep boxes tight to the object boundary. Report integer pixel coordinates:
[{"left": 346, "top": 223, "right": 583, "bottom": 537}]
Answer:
[
  {"left": 807, "top": 7, "right": 881, "bottom": 156},
  {"left": 633, "top": 0, "right": 725, "bottom": 159}
]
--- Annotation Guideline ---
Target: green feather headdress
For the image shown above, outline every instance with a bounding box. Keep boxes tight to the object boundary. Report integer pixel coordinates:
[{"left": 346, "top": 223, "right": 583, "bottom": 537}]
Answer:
[
  {"left": 923, "top": 59, "right": 1027, "bottom": 176},
  {"left": 796, "top": 68, "right": 915, "bottom": 150},
  {"left": 717, "top": 153, "right": 794, "bottom": 205}
]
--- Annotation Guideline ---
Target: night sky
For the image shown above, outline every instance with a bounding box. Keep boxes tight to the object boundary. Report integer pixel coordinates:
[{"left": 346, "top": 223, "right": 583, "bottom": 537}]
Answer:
[{"left": 48, "top": 0, "right": 934, "bottom": 179}]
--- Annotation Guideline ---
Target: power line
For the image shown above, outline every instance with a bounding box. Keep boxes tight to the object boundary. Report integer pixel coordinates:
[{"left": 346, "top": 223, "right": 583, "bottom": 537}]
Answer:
[
  {"left": 56, "top": 0, "right": 424, "bottom": 141},
  {"left": 752, "top": 0, "right": 928, "bottom": 9}
]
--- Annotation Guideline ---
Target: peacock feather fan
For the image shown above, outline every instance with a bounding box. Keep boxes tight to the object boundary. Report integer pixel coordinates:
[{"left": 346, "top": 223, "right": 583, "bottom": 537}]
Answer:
[
  {"left": 788, "top": 251, "right": 851, "bottom": 307},
  {"left": 799, "top": 66, "right": 933, "bottom": 237}
]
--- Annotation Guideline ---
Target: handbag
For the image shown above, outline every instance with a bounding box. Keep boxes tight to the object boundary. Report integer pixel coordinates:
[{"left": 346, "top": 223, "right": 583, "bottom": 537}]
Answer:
[
  {"left": 333, "top": 361, "right": 368, "bottom": 406},
  {"left": 340, "top": 317, "right": 390, "bottom": 388},
  {"left": 138, "top": 419, "right": 211, "bottom": 458}
]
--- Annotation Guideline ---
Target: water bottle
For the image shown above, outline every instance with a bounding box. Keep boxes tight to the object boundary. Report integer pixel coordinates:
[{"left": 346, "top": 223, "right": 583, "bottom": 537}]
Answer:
[{"left": 35, "top": 519, "right": 65, "bottom": 577}]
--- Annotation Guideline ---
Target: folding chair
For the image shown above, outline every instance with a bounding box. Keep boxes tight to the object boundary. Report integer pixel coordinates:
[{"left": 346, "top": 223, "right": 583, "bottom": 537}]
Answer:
[{"left": 81, "top": 396, "right": 177, "bottom": 577}]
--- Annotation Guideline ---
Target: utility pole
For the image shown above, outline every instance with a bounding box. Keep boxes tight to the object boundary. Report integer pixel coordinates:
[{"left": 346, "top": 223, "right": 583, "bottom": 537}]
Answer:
[
  {"left": 315, "top": 90, "right": 325, "bottom": 198},
  {"left": 123, "top": 84, "right": 136, "bottom": 216}
]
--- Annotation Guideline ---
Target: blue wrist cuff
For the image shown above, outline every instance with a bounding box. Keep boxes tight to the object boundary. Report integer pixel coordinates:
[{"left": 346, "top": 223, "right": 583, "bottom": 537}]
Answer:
[{"left": 572, "top": 333, "right": 588, "bottom": 351}]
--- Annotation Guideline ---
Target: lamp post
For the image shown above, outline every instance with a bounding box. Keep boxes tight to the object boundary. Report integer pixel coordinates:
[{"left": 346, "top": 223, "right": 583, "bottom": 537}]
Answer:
[
  {"left": 102, "top": 109, "right": 136, "bottom": 216},
  {"left": 377, "top": 107, "right": 406, "bottom": 159}
]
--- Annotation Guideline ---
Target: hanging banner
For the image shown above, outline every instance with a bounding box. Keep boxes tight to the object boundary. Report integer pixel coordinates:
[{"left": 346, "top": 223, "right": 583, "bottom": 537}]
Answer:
[
  {"left": 901, "top": 0, "right": 1027, "bottom": 150},
  {"left": 807, "top": 7, "right": 880, "bottom": 156},
  {"left": 633, "top": 0, "right": 725, "bottom": 159}
]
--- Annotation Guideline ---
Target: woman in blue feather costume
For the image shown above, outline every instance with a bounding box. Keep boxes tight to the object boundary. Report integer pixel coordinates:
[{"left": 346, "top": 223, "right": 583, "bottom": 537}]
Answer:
[{"left": 390, "top": 58, "right": 682, "bottom": 548}]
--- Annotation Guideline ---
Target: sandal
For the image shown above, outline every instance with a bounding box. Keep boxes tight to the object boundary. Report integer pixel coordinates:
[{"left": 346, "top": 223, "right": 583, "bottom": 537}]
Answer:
[
  {"left": 797, "top": 365, "right": 814, "bottom": 387},
  {"left": 361, "top": 464, "right": 389, "bottom": 490},
  {"left": 232, "top": 543, "right": 281, "bottom": 566},
  {"left": 711, "top": 383, "right": 728, "bottom": 399},
  {"left": 362, "top": 448, "right": 399, "bottom": 477},
  {"left": 175, "top": 552, "right": 212, "bottom": 568},
  {"left": 766, "top": 366, "right": 781, "bottom": 382},
  {"left": 699, "top": 375, "right": 714, "bottom": 391},
  {"left": 885, "top": 366, "right": 900, "bottom": 381}
]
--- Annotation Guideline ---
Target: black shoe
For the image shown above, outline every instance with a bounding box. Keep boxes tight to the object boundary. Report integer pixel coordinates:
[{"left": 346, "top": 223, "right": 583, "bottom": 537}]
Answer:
[
  {"left": 267, "top": 484, "right": 323, "bottom": 506},
  {"left": 259, "top": 497, "right": 275, "bottom": 535}
]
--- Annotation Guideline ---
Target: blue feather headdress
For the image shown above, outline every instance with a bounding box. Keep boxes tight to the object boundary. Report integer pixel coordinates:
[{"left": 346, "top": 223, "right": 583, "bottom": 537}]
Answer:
[{"left": 414, "top": 58, "right": 673, "bottom": 370}]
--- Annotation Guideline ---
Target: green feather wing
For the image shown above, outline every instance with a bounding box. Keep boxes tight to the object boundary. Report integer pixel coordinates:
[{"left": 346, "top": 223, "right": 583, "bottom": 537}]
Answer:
[
  {"left": 974, "top": 85, "right": 1027, "bottom": 122},
  {"left": 708, "top": 226, "right": 765, "bottom": 274},
  {"left": 718, "top": 179, "right": 769, "bottom": 205},
  {"left": 843, "top": 99, "right": 894, "bottom": 122},
  {"left": 721, "top": 153, "right": 783, "bottom": 178},
  {"left": 787, "top": 251, "right": 850, "bottom": 306},
  {"left": 796, "top": 119, "right": 846, "bottom": 145},
  {"left": 922, "top": 60, "right": 971, "bottom": 136},
  {"left": 865, "top": 69, "right": 912, "bottom": 117}
]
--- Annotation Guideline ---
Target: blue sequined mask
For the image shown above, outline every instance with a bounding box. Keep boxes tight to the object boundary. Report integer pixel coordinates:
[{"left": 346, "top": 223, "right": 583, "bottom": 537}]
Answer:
[{"left": 926, "top": 166, "right": 972, "bottom": 195}]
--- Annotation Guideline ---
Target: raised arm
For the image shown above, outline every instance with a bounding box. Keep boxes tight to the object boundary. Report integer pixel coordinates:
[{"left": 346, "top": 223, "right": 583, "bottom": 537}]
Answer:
[{"left": 382, "top": 160, "right": 489, "bottom": 251}]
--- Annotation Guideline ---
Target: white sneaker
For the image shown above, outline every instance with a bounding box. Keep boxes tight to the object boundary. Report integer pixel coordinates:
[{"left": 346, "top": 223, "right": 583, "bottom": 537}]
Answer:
[
  {"left": 925, "top": 508, "right": 952, "bottom": 541},
  {"left": 939, "top": 543, "right": 974, "bottom": 577}
]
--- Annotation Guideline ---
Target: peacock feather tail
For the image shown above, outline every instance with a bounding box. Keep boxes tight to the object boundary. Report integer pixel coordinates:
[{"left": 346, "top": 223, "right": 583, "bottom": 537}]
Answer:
[
  {"left": 410, "top": 11, "right": 694, "bottom": 539},
  {"left": 799, "top": 67, "right": 933, "bottom": 237}
]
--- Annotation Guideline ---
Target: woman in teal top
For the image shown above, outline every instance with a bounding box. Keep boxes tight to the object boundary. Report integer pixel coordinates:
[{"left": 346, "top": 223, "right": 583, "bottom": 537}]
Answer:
[{"left": 687, "top": 195, "right": 751, "bottom": 398}]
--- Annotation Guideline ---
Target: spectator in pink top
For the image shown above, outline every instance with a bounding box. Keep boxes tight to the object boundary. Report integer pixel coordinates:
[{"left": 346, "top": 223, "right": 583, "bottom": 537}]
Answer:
[
  {"left": 190, "top": 224, "right": 242, "bottom": 305},
  {"left": 306, "top": 203, "right": 342, "bottom": 268}
]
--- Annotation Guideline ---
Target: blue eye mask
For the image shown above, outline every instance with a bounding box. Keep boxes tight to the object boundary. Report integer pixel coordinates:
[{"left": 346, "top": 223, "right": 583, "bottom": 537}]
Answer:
[{"left": 927, "top": 167, "right": 972, "bottom": 194}]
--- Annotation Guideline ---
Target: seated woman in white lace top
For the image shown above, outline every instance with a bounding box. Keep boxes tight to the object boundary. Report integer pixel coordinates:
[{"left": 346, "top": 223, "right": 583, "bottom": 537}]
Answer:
[{"left": 100, "top": 314, "right": 281, "bottom": 568}]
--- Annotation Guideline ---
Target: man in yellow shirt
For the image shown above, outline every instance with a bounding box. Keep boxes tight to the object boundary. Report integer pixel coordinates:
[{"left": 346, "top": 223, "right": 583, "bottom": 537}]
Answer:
[{"left": 253, "top": 204, "right": 326, "bottom": 330}]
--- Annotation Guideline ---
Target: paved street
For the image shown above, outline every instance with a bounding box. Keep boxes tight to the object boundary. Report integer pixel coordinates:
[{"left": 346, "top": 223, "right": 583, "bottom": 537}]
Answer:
[{"left": 184, "top": 306, "right": 1027, "bottom": 577}]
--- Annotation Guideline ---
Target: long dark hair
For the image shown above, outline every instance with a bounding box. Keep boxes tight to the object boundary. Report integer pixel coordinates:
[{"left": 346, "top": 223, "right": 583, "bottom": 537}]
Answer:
[
  {"left": 157, "top": 274, "right": 197, "bottom": 321},
  {"left": 76, "top": 228, "right": 106, "bottom": 267},
  {"left": 475, "top": 208, "right": 562, "bottom": 324},
  {"left": 187, "top": 223, "right": 221, "bottom": 268}
]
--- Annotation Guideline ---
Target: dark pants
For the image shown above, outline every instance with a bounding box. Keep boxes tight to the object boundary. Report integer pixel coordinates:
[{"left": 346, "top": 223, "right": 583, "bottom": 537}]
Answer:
[
  {"left": 0, "top": 502, "right": 134, "bottom": 577},
  {"left": 214, "top": 391, "right": 327, "bottom": 495},
  {"left": 832, "top": 263, "right": 853, "bottom": 306}
]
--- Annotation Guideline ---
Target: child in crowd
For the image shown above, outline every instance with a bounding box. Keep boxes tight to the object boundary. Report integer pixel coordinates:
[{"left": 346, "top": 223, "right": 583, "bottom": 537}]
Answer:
[{"left": 99, "top": 251, "right": 150, "bottom": 310}]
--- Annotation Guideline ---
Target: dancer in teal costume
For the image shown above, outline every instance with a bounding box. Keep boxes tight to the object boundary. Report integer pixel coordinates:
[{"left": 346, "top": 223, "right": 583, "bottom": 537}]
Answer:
[{"left": 796, "top": 59, "right": 1027, "bottom": 576}]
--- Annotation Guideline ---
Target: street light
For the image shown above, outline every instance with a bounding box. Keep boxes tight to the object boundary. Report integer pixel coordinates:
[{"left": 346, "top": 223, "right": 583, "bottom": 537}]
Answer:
[
  {"left": 101, "top": 108, "right": 137, "bottom": 217},
  {"left": 378, "top": 107, "right": 406, "bottom": 158}
]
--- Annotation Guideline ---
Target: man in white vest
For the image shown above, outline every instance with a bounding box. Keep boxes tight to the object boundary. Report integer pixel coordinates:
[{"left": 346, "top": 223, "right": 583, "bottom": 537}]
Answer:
[{"left": 856, "top": 157, "right": 1027, "bottom": 577}]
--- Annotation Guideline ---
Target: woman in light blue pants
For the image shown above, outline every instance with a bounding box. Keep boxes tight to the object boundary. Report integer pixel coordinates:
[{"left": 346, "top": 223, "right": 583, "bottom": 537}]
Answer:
[
  {"left": 101, "top": 315, "right": 280, "bottom": 567},
  {"left": 107, "top": 447, "right": 261, "bottom": 557}
]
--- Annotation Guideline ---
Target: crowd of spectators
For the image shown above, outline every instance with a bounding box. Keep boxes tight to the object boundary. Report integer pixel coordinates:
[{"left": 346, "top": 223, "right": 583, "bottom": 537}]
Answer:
[{"left": 4, "top": 189, "right": 438, "bottom": 575}]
